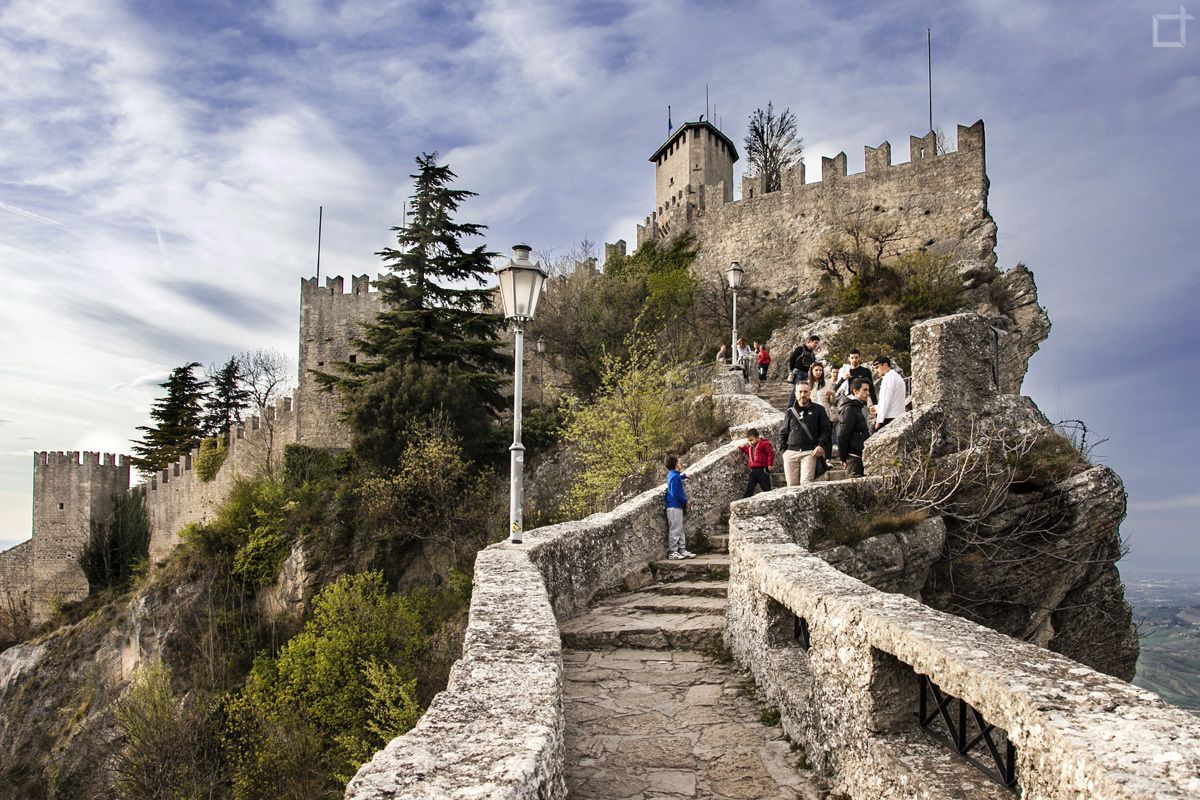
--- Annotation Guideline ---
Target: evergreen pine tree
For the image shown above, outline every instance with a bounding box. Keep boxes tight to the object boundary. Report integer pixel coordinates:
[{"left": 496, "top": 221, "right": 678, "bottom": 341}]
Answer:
[
  {"left": 323, "top": 152, "right": 505, "bottom": 410},
  {"left": 204, "top": 356, "right": 251, "bottom": 436},
  {"left": 131, "top": 362, "right": 209, "bottom": 473}
]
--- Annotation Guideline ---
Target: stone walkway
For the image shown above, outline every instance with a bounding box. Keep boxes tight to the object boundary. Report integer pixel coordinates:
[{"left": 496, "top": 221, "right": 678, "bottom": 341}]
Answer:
[{"left": 561, "top": 544, "right": 824, "bottom": 799}]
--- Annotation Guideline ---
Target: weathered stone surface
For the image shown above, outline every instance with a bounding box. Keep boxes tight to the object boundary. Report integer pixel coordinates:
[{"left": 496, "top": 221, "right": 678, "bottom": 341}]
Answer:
[
  {"left": 816, "top": 516, "right": 945, "bottom": 598},
  {"left": 346, "top": 549, "right": 565, "bottom": 800},
  {"left": 726, "top": 484, "right": 1200, "bottom": 800}
]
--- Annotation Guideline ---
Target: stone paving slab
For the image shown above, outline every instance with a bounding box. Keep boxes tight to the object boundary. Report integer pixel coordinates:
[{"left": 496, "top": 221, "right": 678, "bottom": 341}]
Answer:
[
  {"left": 602, "top": 592, "right": 728, "bottom": 614},
  {"left": 564, "top": 647, "right": 824, "bottom": 799},
  {"left": 652, "top": 554, "right": 731, "bottom": 581},
  {"left": 559, "top": 609, "right": 725, "bottom": 651},
  {"left": 647, "top": 580, "right": 728, "bottom": 597}
]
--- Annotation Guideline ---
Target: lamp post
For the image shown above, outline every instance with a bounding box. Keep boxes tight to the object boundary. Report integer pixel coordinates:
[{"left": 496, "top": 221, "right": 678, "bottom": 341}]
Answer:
[
  {"left": 536, "top": 336, "right": 546, "bottom": 405},
  {"left": 727, "top": 261, "right": 744, "bottom": 364},
  {"left": 495, "top": 244, "right": 548, "bottom": 544}
]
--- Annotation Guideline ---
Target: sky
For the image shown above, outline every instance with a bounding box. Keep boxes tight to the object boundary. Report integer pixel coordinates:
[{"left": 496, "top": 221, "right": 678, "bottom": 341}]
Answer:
[{"left": 0, "top": 0, "right": 1197, "bottom": 572}]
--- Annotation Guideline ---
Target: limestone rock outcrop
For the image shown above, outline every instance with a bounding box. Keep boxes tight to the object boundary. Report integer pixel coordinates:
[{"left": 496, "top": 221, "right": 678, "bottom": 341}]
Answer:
[{"left": 863, "top": 312, "right": 1138, "bottom": 679}]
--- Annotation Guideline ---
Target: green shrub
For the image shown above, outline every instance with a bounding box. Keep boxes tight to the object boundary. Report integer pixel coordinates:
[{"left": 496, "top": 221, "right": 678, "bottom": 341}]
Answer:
[
  {"left": 283, "top": 444, "right": 342, "bottom": 489},
  {"left": 194, "top": 437, "right": 228, "bottom": 482},
  {"left": 745, "top": 305, "right": 791, "bottom": 345},
  {"left": 896, "top": 251, "right": 963, "bottom": 316},
  {"left": 223, "top": 572, "right": 450, "bottom": 795},
  {"left": 111, "top": 662, "right": 221, "bottom": 799},
  {"left": 1012, "top": 432, "right": 1090, "bottom": 492},
  {"left": 79, "top": 492, "right": 150, "bottom": 592},
  {"left": 559, "top": 337, "right": 685, "bottom": 516}
]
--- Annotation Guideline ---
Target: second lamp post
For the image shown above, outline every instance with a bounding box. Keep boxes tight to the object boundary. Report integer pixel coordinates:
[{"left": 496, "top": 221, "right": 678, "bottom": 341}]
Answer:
[
  {"left": 494, "top": 244, "right": 548, "bottom": 545},
  {"left": 727, "top": 260, "right": 744, "bottom": 364}
]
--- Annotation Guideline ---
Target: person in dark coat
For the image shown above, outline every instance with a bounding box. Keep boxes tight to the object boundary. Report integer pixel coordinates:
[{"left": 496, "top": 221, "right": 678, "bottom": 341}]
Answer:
[
  {"left": 837, "top": 377, "right": 872, "bottom": 477},
  {"left": 787, "top": 334, "right": 820, "bottom": 381},
  {"left": 778, "top": 383, "right": 832, "bottom": 486}
]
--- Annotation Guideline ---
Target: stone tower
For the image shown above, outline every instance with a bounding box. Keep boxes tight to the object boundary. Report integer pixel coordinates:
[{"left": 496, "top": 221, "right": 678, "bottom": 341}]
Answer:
[
  {"left": 30, "top": 451, "right": 130, "bottom": 621},
  {"left": 295, "top": 274, "right": 384, "bottom": 449},
  {"left": 649, "top": 120, "right": 739, "bottom": 216}
]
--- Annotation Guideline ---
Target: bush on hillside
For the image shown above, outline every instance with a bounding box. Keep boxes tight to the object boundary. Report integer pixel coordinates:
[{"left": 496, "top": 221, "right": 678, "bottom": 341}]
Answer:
[
  {"left": 896, "top": 250, "right": 963, "bottom": 316},
  {"left": 824, "top": 305, "right": 913, "bottom": 375},
  {"left": 79, "top": 491, "right": 150, "bottom": 592},
  {"left": 194, "top": 437, "right": 228, "bottom": 482}
]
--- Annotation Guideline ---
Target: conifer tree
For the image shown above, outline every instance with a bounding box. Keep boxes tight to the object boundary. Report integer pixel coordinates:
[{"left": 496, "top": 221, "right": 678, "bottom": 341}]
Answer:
[
  {"left": 131, "top": 362, "right": 209, "bottom": 473},
  {"left": 204, "top": 356, "right": 251, "bottom": 436},
  {"left": 323, "top": 152, "right": 505, "bottom": 410}
]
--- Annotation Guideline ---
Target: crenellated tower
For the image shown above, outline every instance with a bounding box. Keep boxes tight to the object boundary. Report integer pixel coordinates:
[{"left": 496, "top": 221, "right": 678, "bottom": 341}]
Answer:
[
  {"left": 30, "top": 451, "right": 130, "bottom": 622},
  {"left": 296, "top": 274, "right": 384, "bottom": 449}
]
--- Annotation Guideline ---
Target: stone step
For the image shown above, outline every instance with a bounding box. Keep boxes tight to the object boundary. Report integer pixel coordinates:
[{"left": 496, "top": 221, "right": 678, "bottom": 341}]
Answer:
[
  {"left": 707, "top": 533, "right": 729, "bottom": 552},
  {"left": 602, "top": 591, "right": 727, "bottom": 615},
  {"left": 646, "top": 580, "right": 727, "bottom": 598},
  {"left": 652, "top": 553, "right": 730, "bottom": 581},
  {"left": 559, "top": 608, "right": 725, "bottom": 651}
]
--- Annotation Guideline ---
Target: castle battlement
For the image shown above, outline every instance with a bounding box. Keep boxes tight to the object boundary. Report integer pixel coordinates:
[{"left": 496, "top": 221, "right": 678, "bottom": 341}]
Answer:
[
  {"left": 625, "top": 119, "right": 995, "bottom": 294},
  {"left": 300, "top": 273, "right": 377, "bottom": 298},
  {"left": 34, "top": 451, "right": 129, "bottom": 469}
]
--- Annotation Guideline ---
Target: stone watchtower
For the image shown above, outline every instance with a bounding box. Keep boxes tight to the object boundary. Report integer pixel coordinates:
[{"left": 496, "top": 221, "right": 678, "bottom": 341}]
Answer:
[
  {"left": 295, "top": 275, "right": 384, "bottom": 449},
  {"left": 30, "top": 451, "right": 130, "bottom": 621},
  {"left": 649, "top": 120, "right": 739, "bottom": 217}
]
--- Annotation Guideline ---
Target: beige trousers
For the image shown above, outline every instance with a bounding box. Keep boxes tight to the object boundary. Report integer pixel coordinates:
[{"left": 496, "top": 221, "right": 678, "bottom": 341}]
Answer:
[{"left": 782, "top": 449, "right": 820, "bottom": 486}]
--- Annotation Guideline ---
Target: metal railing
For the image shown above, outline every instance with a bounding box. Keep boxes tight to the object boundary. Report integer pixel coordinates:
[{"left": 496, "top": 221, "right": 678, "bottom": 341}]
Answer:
[{"left": 917, "top": 674, "right": 1018, "bottom": 793}]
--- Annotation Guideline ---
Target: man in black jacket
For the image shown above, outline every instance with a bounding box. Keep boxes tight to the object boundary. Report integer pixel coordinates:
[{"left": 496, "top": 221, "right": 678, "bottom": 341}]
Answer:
[
  {"left": 779, "top": 383, "right": 832, "bottom": 486},
  {"left": 835, "top": 349, "right": 877, "bottom": 405},
  {"left": 787, "top": 334, "right": 820, "bottom": 381},
  {"left": 837, "top": 377, "right": 872, "bottom": 477}
]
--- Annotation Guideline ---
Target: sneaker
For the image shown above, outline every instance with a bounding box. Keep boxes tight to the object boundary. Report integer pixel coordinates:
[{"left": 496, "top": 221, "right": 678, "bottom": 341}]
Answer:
[
  {"left": 668, "top": 551, "right": 686, "bottom": 560},
  {"left": 680, "top": 550, "right": 697, "bottom": 559}
]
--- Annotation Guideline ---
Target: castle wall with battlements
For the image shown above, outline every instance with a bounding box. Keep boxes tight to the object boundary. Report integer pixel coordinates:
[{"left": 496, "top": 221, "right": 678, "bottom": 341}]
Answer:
[
  {"left": 0, "top": 274, "right": 383, "bottom": 620},
  {"left": 630, "top": 121, "right": 995, "bottom": 295},
  {"left": 297, "top": 274, "right": 383, "bottom": 450},
  {"left": 30, "top": 451, "right": 130, "bottom": 622}
]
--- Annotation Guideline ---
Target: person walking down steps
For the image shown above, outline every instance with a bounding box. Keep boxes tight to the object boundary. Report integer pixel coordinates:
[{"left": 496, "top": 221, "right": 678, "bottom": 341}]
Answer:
[
  {"left": 664, "top": 455, "right": 696, "bottom": 560},
  {"left": 779, "top": 383, "right": 832, "bottom": 486},
  {"left": 736, "top": 427, "right": 775, "bottom": 498}
]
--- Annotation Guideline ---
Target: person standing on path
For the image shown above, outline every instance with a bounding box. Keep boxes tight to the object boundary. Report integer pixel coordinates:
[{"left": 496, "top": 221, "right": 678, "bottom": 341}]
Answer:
[
  {"left": 664, "top": 455, "right": 695, "bottom": 560},
  {"left": 757, "top": 345, "right": 771, "bottom": 381},
  {"left": 871, "top": 355, "right": 906, "bottom": 431},
  {"left": 779, "top": 383, "right": 832, "bottom": 486},
  {"left": 837, "top": 377, "right": 872, "bottom": 477},
  {"left": 836, "top": 349, "right": 877, "bottom": 405},
  {"left": 787, "top": 334, "right": 819, "bottom": 383},
  {"left": 736, "top": 427, "right": 775, "bottom": 498}
]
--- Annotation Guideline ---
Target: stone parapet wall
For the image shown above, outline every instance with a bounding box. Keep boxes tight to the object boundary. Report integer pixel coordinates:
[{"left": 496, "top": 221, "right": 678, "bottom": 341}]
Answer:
[
  {"left": 346, "top": 372, "right": 782, "bottom": 797},
  {"left": 0, "top": 541, "right": 32, "bottom": 612},
  {"left": 138, "top": 396, "right": 300, "bottom": 563},
  {"left": 345, "top": 549, "right": 565, "bottom": 799},
  {"left": 725, "top": 482, "right": 1200, "bottom": 799}
]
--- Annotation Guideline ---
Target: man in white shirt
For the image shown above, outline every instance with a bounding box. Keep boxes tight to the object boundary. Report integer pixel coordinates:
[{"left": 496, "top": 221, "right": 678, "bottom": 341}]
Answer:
[{"left": 871, "top": 355, "right": 906, "bottom": 431}]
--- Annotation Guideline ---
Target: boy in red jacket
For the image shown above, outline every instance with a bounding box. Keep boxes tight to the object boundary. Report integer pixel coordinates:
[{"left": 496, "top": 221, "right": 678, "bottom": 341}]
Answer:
[{"left": 736, "top": 427, "right": 775, "bottom": 498}]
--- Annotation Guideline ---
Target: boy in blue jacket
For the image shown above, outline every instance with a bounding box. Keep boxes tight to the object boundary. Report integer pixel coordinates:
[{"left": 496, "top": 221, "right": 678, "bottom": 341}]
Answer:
[{"left": 664, "top": 455, "right": 695, "bottom": 559}]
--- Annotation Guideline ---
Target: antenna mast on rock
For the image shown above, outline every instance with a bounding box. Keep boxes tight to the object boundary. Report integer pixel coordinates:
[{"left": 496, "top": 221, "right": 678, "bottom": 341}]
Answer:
[
  {"left": 927, "top": 28, "right": 934, "bottom": 134},
  {"left": 316, "top": 205, "right": 323, "bottom": 281}
]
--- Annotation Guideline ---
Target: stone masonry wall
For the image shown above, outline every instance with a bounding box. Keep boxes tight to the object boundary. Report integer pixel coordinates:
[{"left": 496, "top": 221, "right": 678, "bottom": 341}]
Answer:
[
  {"left": 0, "top": 541, "right": 31, "bottom": 615},
  {"left": 30, "top": 452, "right": 130, "bottom": 623},
  {"left": 725, "top": 485, "right": 1200, "bottom": 800},
  {"left": 296, "top": 274, "right": 383, "bottom": 450},
  {"left": 631, "top": 121, "right": 995, "bottom": 295},
  {"left": 138, "top": 396, "right": 300, "bottom": 564}
]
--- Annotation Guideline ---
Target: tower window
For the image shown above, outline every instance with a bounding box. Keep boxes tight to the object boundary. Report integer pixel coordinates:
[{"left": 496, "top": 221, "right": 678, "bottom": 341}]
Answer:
[
  {"left": 317, "top": 361, "right": 325, "bottom": 367},
  {"left": 58, "top": 503, "right": 64, "bottom": 510},
  {"left": 349, "top": 354, "right": 357, "bottom": 363}
]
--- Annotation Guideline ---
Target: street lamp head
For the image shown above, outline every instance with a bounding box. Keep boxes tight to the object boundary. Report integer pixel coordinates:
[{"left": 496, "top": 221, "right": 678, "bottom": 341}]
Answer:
[
  {"left": 495, "top": 243, "right": 548, "bottom": 322},
  {"left": 727, "top": 260, "right": 744, "bottom": 290},
  {"left": 536, "top": 336, "right": 546, "bottom": 354}
]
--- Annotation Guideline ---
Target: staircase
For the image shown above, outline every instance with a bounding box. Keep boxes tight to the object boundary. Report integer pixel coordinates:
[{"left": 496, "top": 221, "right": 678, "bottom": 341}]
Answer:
[{"left": 561, "top": 535, "right": 823, "bottom": 799}]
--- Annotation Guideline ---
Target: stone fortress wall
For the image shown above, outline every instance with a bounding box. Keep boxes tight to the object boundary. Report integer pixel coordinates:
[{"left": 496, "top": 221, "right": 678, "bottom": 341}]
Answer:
[
  {"left": 0, "top": 275, "right": 381, "bottom": 623},
  {"left": 612, "top": 121, "right": 995, "bottom": 296}
]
